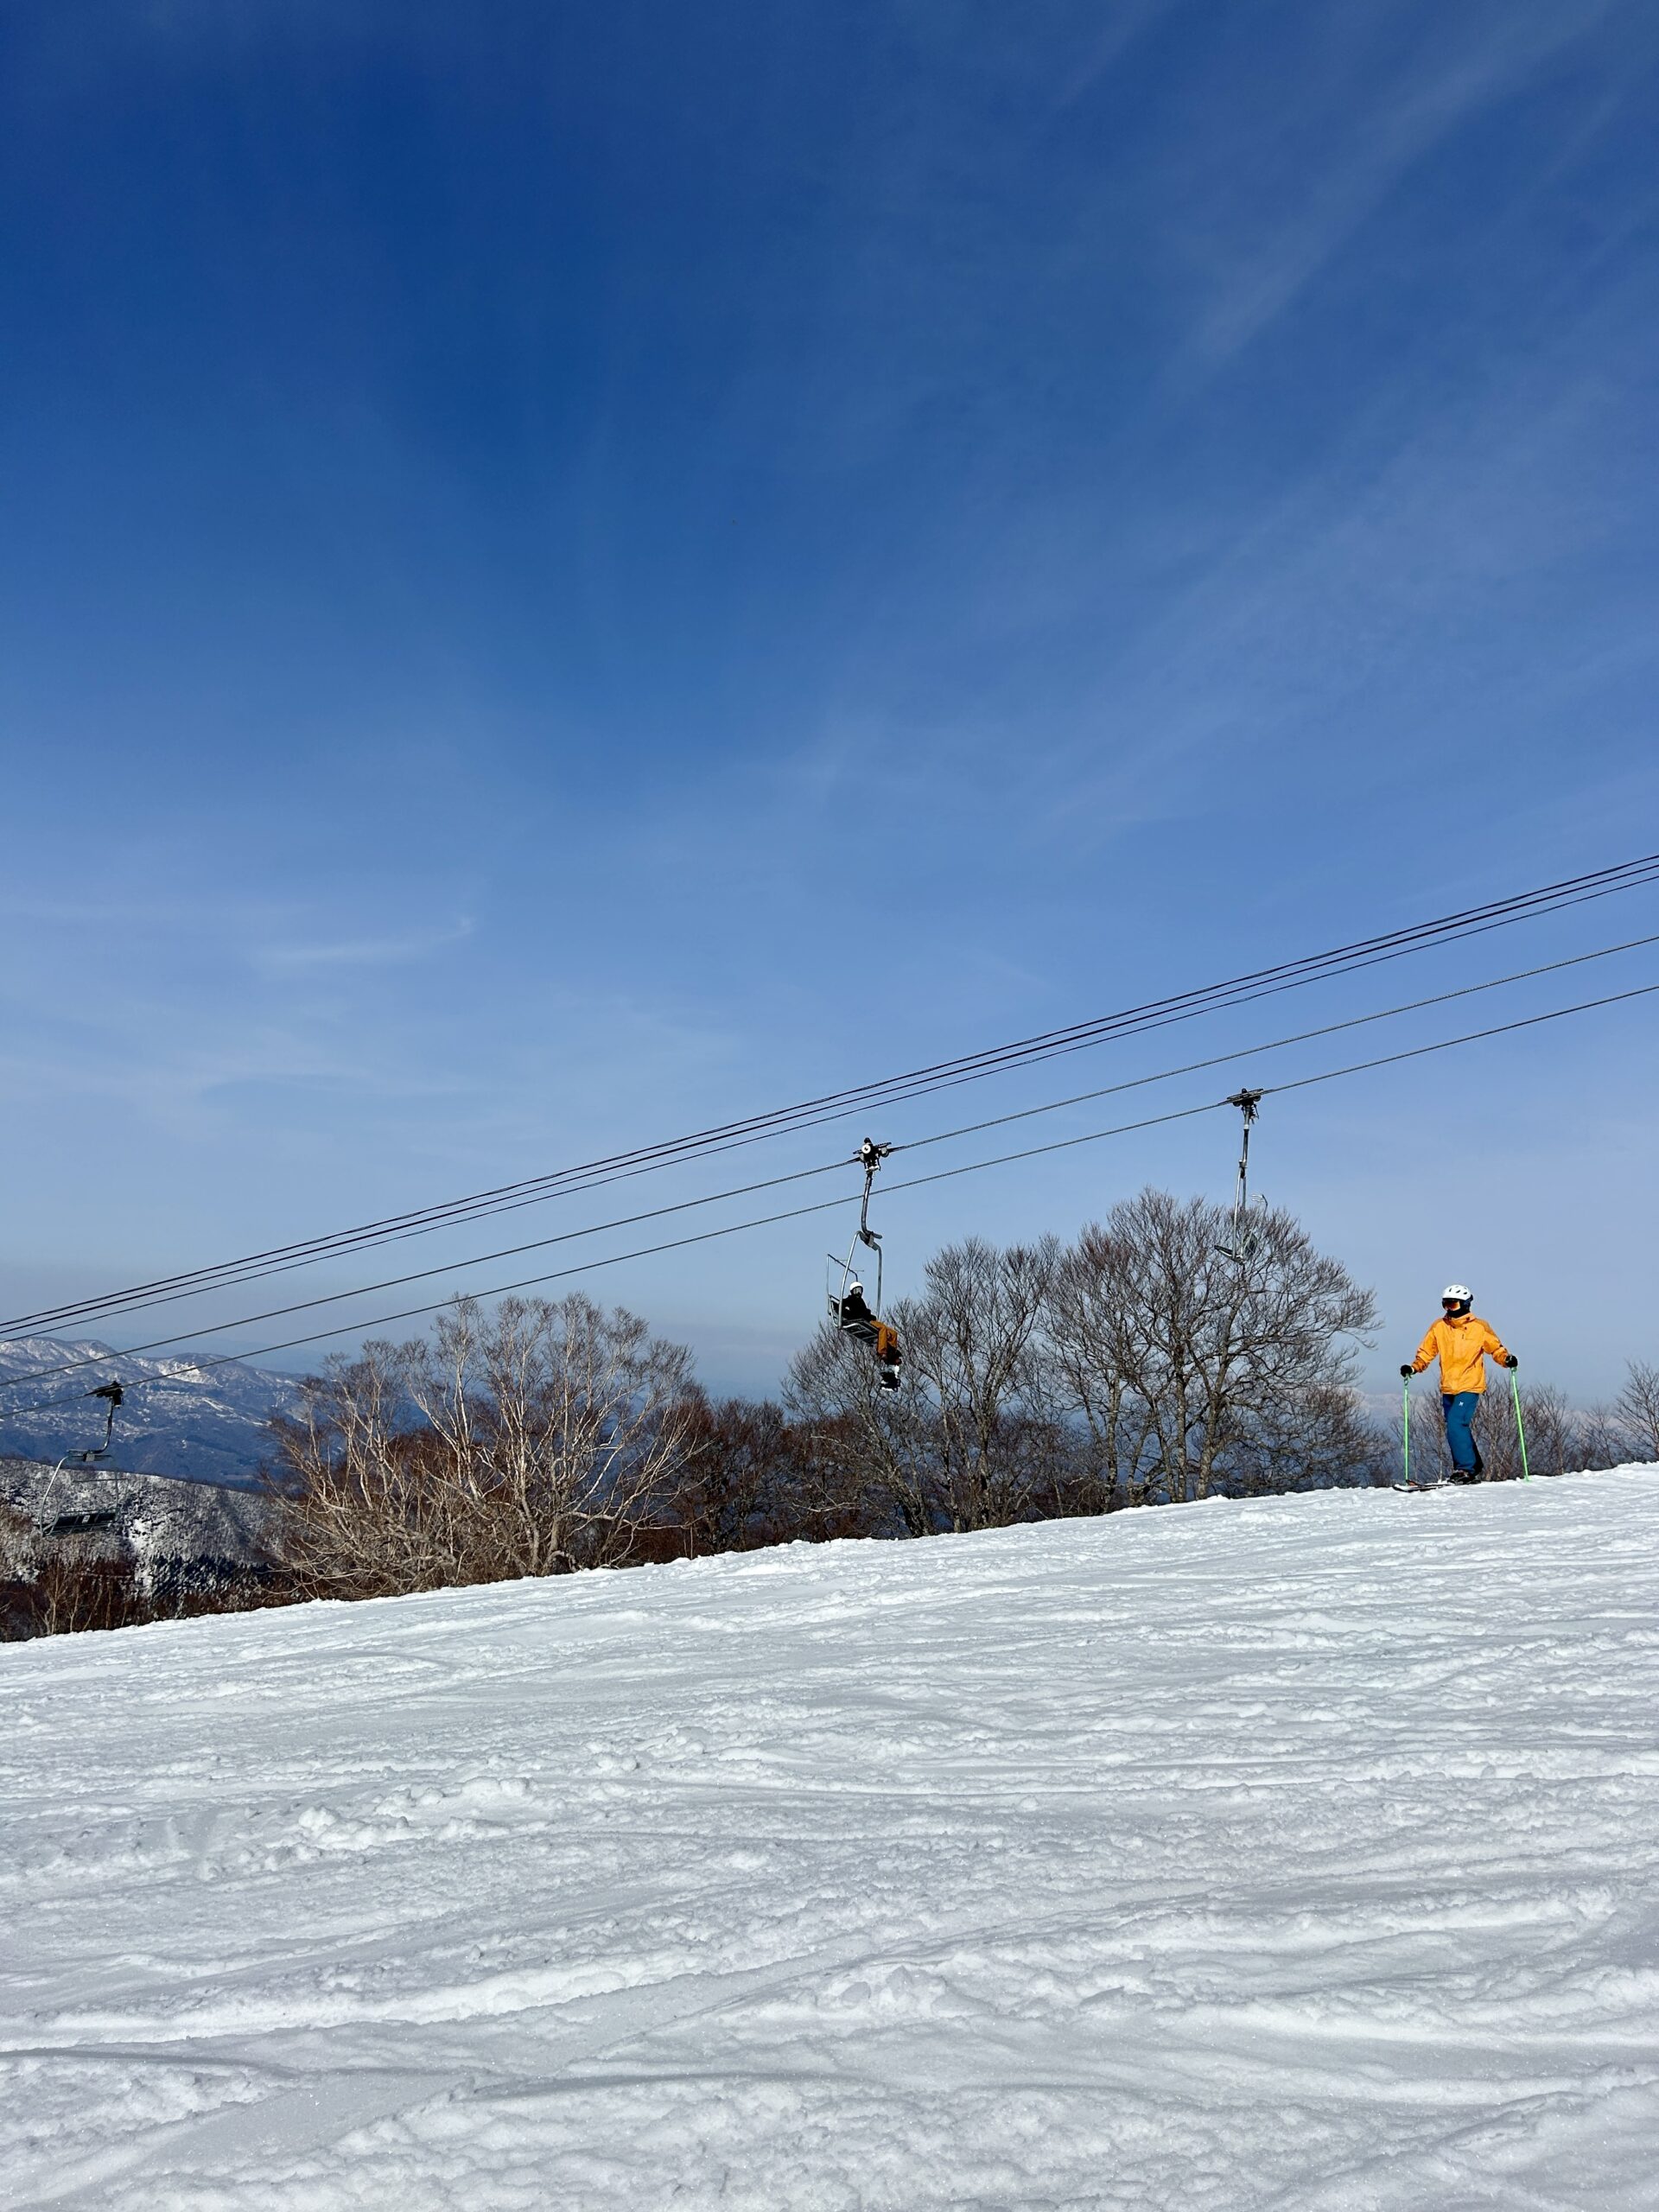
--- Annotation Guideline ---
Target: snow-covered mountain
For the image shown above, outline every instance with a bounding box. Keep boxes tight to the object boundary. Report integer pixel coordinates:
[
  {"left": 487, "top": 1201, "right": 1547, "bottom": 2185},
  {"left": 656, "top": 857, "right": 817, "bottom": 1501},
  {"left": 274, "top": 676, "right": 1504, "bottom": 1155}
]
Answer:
[
  {"left": 0, "top": 1336, "right": 300, "bottom": 1485},
  {"left": 0, "top": 1456, "right": 268, "bottom": 1573},
  {"left": 3, "top": 1471, "right": 1656, "bottom": 2207}
]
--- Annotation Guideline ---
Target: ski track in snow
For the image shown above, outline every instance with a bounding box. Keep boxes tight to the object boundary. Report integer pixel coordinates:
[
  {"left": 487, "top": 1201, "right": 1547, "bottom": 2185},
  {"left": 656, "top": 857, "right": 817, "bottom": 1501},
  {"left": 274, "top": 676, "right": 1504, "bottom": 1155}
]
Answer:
[{"left": 3, "top": 1471, "right": 1659, "bottom": 2210}]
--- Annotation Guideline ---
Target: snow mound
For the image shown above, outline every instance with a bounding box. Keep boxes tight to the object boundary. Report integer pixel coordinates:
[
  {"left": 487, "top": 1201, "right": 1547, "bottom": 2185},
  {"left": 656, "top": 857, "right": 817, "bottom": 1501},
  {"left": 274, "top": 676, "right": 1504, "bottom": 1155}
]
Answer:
[{"left": 4, "top": 1472, "right": 1659, "bottom": 2210}]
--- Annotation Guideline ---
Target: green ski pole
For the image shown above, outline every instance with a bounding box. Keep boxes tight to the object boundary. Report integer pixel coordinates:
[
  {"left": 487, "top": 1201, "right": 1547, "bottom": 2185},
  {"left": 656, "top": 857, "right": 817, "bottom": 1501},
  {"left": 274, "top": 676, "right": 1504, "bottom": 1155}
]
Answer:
[
  {"left": 1402, "top": 1376, "right": 1411, "bottom": 1488},
  {"left": 1510, "top": 1368, "right": 1531, "bottom": 1480}
]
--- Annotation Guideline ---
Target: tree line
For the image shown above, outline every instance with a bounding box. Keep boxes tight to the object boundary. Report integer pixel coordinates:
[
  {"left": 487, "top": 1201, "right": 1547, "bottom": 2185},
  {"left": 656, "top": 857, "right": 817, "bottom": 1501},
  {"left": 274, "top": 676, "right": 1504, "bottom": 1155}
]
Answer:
[
  {"left": 262, "top": 1185, "right": 1658, "bottom": 1602},
  {"left": 6, "top": 1184, "right": 1656, "bottom": 1634}
]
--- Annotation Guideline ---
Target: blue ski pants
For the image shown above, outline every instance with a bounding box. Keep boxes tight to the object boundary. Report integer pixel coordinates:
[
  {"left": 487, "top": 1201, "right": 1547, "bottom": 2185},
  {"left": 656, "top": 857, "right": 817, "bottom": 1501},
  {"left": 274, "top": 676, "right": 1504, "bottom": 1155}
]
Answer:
[{"left": 1442, "top": 1392, "right": 1483, "bottom": 1475}]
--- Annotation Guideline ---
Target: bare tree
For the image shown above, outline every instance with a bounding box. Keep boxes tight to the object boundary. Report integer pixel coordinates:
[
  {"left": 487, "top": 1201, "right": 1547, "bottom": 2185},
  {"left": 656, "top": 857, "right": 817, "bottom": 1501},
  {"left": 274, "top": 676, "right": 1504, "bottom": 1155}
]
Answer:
[
  {"left": 1612, "top": 1359, "right": 1659, "bottom": 1462},
  {"left": 1044, "top": 1189, "right": 1379, "bottom": 1503},
  {"left": 1479, "top": 1379, "right": 1580, "bottom": 1483},
  {"left": 266, "top": 1294, "right": 701, "bottom": 1599},
  {"left": 784, "top": 1237, "right": 1063, "bottom": 1535},
  {"left": 904, "top": 1236, "right": 1065, "bottom": 1531},
  {"left": 1226, "top": 1381, "right": 1393, "bottom": 1496},
  {"left": 1570, "top": 1406, "right": 1624, "bottom": 1471},
  {"left": 1045, "top": 1228, "right": 1163, "bottom": 1511},
  {"left": 784, "top": 1319, "right": 931, "bottom": 1536},
  {"left": 666, "top": 1395, "right": 866, "bottom": 1554},
  {"left": 1554, "top": 1362, "right": 1659, "bottom": 1474}
]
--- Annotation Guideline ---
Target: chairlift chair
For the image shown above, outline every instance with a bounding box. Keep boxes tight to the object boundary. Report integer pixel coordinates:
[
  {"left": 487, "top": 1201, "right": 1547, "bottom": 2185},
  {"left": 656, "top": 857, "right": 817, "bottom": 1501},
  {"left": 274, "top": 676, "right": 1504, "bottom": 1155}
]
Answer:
[
  {"left": 35, "top": 1380, "right": 124, "bottom": 1537},
  {"left": 48, "top": 1510, "right": 118, "bottom": 1538},
  {"left": 826, "top": 1138, "right": 903, "bottom": 1391}
]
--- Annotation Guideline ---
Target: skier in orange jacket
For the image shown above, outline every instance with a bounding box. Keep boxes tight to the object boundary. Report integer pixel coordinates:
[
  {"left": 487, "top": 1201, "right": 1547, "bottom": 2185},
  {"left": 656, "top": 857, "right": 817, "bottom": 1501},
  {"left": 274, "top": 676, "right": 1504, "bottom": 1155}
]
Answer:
[{"left": 1401, "top": 1285, "right": 1516, "bottom": 1480}]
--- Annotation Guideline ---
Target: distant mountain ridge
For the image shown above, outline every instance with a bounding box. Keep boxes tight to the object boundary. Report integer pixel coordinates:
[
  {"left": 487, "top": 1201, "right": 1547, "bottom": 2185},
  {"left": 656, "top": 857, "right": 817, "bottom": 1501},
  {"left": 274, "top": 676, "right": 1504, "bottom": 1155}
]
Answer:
[{"left": 0, "top": 1338, "right": 301, "bottom": 1487}]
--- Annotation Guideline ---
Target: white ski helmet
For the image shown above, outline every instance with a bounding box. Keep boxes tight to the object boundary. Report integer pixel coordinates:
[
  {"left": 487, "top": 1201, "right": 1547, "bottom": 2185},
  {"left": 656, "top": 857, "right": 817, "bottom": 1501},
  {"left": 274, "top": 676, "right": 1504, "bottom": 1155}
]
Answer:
[{"left": 1441, "top": 1282, "right": 1472, "bottom": 1303}]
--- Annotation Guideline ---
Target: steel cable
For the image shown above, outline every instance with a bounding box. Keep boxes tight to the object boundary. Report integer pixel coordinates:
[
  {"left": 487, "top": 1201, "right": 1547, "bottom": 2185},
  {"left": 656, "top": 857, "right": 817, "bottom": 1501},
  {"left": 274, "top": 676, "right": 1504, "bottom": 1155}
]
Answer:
[
  {"left": 7, "top": 851, "right": 1658, "bottom": 1338},
  {"left": 5, "top": 969, "right": 1653, "bottom": 1407}
]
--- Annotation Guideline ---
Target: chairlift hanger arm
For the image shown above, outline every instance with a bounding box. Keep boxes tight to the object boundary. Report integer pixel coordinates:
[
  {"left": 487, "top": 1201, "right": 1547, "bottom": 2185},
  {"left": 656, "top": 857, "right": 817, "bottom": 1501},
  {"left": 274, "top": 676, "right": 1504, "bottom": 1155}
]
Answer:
[
  {"left": 855, "top": 1138, "right": 893, "bottom": 1247},
  {"left": 82, "top": 1378, "right": 124, "bottom": 1460},
  {"left": 1221, "top": 1090, "right": 1266, "bottom": 1261}
]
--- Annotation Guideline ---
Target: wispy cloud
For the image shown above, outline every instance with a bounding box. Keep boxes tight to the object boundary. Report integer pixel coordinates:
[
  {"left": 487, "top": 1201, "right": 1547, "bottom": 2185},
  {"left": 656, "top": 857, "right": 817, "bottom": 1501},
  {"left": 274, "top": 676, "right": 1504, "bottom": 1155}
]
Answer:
[
  {"left": 1175, "top": 0, "right": 1620, "bottom": 367},
  {"left": 1052, "top": 0, "right": 1189, "bottom": 110},
  {"left": 255, "top": 918, "right": 477, "bottom": 974},
  {"left": 1031, "top": 256, "right": 1657, "bottom": 845}
]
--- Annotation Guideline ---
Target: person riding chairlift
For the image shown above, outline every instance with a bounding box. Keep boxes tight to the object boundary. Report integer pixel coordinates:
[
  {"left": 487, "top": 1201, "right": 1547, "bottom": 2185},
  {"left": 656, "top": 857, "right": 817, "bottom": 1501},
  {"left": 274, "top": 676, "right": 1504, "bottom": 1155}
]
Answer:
[{"left": 836, "top": 1277, "right": 903, "bottom": 1393}]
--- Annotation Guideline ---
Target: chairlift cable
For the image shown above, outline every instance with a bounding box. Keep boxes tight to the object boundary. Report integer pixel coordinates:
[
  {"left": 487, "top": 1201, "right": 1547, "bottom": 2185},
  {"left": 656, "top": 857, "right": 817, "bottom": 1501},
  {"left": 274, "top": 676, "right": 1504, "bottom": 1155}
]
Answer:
[
  {"left": 73, "top": 972, "right": 1659, "bottom": 1386},
  {"left": 7, "top": 852, "right": 1658, "bottom": 1338},
  {"left": 3, "top": 935, "right": 1655, "bottom": 1390},
  {"left": 3, "top": 971, "right": 1654, "bottom": 1408},
  {"left": 829, "top": 928, "right": 1659, "bottom": 1159}
]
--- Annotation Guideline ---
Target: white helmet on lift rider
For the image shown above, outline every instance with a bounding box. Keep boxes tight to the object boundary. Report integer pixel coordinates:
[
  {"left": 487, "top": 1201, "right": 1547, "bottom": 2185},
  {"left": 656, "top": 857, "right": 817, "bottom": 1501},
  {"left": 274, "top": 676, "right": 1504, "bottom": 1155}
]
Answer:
[{"left": 1441, "top": 1282, "right": 1472, "bottom": 1307}]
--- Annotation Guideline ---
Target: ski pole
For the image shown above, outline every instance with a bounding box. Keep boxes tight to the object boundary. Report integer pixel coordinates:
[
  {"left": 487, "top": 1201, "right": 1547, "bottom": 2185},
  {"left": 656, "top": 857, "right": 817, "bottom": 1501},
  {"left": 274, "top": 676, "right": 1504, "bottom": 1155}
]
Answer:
[
  {"left": 1402, "top": 1376, "right": 1411, "bottom": 1487},
  {"left": 1510, "top": 1368, "right": 1531, "bottom": 1480}
]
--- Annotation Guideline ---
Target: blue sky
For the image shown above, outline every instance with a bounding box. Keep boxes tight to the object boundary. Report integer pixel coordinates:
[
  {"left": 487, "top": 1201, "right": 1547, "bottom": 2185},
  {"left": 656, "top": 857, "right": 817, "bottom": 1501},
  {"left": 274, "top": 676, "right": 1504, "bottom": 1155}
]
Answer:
[{"left": 3, "top": 0, "right": 1656, "bottom": 1402}]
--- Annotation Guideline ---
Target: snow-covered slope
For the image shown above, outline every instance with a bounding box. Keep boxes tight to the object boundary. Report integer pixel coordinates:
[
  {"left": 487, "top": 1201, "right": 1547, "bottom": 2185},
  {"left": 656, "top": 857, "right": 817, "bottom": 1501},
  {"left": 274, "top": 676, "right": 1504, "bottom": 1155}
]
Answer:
[
  {"left": 0, "top": 1337, "right": 298, "bottom": 1484},
  {"left": 4, "top": 1474, "right": 1658, "bottom": 2210}
]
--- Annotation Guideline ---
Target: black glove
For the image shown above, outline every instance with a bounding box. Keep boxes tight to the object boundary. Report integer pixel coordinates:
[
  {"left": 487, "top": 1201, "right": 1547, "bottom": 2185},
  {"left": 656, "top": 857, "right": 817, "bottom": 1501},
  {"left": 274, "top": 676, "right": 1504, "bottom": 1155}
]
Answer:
[
  {"left": 1399, "top": 1363, "right": 1414, "bottom": 1379},
  {"left": 1503, "top": 1354, "right": 1518, "bottom": 1369}
]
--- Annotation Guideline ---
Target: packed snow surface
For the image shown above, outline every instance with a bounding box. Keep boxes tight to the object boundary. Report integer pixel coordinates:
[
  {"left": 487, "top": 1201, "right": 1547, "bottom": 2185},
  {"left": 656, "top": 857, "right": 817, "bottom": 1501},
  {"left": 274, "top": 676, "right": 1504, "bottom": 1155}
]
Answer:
[{"left": 5, "top": 1473, "right": 1659, "bottom": 2211}]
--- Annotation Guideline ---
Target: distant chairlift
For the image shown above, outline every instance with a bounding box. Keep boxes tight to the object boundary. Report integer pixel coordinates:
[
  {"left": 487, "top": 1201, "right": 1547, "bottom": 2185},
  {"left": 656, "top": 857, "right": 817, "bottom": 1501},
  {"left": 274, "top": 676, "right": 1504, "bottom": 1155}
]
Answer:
[
  {"left": 826, "top": 1138, "right": 903, "bottom": 1392},
  {"left": 48, "top": 1510, "right": 118, "bottom": 1537},
  {"left": 38, "top": 1380, "right": 125, "bottom": 1538}
]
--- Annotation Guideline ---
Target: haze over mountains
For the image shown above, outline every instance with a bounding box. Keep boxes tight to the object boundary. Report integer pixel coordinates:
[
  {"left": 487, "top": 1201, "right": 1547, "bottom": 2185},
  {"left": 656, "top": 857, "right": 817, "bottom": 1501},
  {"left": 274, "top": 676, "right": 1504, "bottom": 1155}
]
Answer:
[{"left": 0, "top": 1338, "right": 299, "bottom": 1487}]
